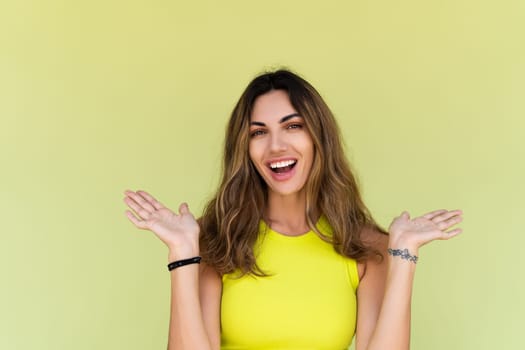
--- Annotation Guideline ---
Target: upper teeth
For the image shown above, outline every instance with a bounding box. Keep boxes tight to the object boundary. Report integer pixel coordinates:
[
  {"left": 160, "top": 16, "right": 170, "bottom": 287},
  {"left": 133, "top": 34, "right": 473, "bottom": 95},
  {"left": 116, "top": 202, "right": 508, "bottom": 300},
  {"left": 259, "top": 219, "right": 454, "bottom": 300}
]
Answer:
[{"left": 270, "top": 160, "right": 296, "bottom": 169}]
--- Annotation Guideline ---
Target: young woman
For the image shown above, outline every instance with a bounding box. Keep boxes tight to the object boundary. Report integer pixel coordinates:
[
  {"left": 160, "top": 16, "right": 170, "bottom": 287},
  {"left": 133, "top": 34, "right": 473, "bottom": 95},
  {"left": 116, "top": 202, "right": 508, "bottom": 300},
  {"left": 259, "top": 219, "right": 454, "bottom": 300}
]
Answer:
[{"left": 123, "top": 70, "right": 463, "bottom": 350}]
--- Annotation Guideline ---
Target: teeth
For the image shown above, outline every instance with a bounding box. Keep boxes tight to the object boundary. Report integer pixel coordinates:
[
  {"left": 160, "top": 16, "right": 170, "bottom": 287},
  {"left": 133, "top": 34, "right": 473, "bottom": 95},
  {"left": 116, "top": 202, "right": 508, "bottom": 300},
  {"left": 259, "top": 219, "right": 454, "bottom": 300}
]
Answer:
[{"left": 270, "top": 160, "right": 296, "bottom": 169}]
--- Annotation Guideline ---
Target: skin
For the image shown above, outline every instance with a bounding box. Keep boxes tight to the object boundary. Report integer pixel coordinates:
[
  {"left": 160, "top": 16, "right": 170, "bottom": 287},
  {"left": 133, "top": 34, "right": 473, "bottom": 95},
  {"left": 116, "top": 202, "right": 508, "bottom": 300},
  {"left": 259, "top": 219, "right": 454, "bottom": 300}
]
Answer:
[
  {"left": 123, "top": 90, "right": 463, "bottom": 350},
  {"left": 248, "top": 90, "right": 315, "bottom": 234}
]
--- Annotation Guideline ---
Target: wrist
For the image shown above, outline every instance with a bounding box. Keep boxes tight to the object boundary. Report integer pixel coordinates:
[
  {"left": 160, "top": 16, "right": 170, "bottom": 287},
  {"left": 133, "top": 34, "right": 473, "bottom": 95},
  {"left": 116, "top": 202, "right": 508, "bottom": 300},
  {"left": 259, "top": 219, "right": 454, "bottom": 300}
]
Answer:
[
  {"left": 167, "top": 244, "right": 200, "bottom": 262},
  {"left": 387, "top": 247, "right": 419, "bottom": 264},
  {"left": 388, "top": 236, "right": 419, "bottom": 255},
  {"left": 167, "top": 256, "right": 201, "bottom": 271}
]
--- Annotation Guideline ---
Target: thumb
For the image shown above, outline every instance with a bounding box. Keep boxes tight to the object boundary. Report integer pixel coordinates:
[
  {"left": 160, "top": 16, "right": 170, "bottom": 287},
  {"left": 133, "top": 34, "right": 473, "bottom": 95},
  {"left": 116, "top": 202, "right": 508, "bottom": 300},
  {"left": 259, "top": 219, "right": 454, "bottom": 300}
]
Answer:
[{"left": 179, "top": 202, "right": 190, "bottom": 215}]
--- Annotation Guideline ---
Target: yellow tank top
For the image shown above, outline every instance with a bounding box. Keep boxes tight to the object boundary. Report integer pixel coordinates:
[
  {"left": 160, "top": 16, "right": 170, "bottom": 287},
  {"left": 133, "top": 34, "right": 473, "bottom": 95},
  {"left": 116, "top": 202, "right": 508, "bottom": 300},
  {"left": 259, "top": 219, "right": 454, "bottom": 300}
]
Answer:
[{"left": 221, "top": 216, "right": 360, "bottom": 350}]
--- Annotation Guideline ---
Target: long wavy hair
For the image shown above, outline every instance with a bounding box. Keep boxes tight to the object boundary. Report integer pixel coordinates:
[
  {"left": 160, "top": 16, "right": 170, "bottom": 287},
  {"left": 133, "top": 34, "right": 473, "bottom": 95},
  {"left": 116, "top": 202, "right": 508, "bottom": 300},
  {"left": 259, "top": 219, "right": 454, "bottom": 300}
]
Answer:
[{"left": 199, "top": 69, "right": 386, "bottom": 276}]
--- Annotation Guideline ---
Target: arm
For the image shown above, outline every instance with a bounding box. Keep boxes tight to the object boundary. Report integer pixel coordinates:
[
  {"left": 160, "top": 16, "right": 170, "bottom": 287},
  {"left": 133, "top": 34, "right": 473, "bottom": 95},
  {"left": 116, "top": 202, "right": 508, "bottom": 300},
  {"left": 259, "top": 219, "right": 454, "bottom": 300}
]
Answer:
[
  {"left": 166, "top": 259, "right": 221, "bottom": 350},
  {"left": 123, "top": 190, "right": 221, "bottom": 350},
  {"left": 355, "top": 209, "right": 463, "bottom": 350}
]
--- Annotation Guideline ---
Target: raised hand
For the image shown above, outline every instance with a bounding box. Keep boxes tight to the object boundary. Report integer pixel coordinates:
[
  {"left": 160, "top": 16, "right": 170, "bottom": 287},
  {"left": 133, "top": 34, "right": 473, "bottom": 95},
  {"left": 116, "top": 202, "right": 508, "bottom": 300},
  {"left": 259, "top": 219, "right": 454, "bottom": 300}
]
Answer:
[
  {"left": 388, "top": 209, "right": 463, "bottom": 254},
  {"left": 123, "top": 190, "right": 200, "bottom": 259}
]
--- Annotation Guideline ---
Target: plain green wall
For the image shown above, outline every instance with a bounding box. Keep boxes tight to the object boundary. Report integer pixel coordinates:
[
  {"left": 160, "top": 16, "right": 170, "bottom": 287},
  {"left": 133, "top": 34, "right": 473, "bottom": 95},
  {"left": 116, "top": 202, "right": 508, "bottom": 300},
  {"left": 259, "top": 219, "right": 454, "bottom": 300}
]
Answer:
[{"left": 1, "top": 0, "right": 523, "bottom": 349}]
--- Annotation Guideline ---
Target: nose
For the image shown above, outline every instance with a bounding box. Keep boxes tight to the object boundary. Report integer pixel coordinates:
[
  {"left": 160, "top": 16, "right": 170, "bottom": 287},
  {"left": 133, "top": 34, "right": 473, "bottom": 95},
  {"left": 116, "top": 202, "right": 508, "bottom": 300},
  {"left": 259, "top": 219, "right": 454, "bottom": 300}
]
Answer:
[{"left": 269, "top": 131, "right": 288, "bottom": 153}]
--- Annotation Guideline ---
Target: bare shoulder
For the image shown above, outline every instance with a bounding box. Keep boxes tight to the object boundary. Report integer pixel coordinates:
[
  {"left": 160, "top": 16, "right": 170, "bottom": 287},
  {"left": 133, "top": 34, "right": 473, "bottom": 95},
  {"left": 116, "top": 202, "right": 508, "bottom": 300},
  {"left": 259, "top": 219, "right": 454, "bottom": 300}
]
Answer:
[{"left": 357, "top": 226, "right": 389, "bottom": 280}]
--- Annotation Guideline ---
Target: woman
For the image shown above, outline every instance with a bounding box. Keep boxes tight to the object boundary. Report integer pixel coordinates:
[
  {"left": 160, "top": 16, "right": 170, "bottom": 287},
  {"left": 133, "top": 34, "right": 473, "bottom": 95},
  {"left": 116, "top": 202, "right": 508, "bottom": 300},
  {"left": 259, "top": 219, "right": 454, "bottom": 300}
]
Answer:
[{"left": 123, "top": 69, "right": 463, "bottom": 350}]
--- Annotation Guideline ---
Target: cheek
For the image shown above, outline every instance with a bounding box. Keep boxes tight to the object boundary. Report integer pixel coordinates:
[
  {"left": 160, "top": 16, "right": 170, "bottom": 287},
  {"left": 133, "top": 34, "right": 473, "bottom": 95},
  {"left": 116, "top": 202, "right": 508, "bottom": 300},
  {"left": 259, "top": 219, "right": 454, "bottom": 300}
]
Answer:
[
  {"left": 300, "top": 136, "right": 315, "bottom": 162},
  {"left": 248, "top": 140, "right": 262, "bottom": 165},
  {"left": 248, "top": 142, "right": 268, "bottom": 179},
  {"left": 248, "top": 141, "right": 256, "bottom": 161}
]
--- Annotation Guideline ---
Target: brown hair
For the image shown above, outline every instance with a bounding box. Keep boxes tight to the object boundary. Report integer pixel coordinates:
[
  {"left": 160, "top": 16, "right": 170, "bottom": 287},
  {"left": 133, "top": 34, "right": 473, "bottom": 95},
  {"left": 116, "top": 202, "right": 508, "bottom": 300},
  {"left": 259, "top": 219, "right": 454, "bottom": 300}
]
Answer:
[{"left": 199, "top": 69, "right": 386, "bottom": 276}]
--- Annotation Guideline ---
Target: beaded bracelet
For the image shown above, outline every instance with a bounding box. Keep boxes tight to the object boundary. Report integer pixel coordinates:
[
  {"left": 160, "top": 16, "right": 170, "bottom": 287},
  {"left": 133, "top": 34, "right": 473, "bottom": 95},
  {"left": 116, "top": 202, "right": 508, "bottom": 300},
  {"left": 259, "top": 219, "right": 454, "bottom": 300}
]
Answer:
[
  {"left": 387, "top": 248, "right": 418, "bottom": 264},
  {"left": 167, "top": 256, "right": 202, "bottom": 271}
]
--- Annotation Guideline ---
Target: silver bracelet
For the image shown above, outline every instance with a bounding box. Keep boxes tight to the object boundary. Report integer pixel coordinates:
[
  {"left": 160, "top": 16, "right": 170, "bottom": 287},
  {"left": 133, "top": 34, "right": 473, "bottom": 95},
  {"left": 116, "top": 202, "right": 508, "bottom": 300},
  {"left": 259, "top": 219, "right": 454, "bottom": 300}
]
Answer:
[{"left": 387, "top": 248, "right": 418, "bottom": 264}]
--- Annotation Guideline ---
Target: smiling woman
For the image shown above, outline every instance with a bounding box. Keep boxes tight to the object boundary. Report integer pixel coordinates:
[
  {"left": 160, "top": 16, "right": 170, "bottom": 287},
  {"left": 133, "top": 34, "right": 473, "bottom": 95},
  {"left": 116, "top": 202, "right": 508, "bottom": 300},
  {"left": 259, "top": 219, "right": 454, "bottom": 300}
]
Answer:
[
  {"left": 123, "top": 69, "right": 463, "bottom": 350},
  {"left": 249, "top": 91, "right": 314, "bottom": 198}
]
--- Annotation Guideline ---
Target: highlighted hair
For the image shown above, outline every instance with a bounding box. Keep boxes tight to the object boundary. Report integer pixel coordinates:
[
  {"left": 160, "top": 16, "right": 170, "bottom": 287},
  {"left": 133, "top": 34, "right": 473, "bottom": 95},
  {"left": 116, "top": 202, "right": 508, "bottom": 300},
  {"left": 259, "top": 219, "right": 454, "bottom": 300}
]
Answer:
[{"left": 199, "top": 69, "right": 386, "bottom": 276}]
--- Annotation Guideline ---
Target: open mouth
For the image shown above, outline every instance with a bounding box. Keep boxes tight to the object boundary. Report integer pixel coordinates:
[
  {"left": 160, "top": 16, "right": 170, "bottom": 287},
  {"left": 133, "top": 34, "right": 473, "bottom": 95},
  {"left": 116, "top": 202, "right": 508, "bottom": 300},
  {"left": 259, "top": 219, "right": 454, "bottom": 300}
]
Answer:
[{"left": 268, "top": 159, "right": 297, "bottom": 173}]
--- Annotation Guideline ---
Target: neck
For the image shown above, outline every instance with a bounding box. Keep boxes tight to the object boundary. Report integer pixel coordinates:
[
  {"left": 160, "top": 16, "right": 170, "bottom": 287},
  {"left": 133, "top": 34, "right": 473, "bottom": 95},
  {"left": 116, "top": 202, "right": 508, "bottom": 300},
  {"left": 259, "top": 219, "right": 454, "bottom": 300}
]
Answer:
[{"left": 265, "top": 190, "right": 318, "bottom": 236}]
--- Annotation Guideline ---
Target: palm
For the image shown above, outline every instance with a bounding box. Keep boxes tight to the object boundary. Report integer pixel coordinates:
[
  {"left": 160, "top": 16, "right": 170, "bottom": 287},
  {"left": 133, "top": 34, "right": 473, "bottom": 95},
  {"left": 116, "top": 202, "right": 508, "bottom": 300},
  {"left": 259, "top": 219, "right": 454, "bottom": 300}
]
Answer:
[
  {"left": 388, "top": 209, "right": 463, "bottom": 250},
  {"left": 123, "top": 190, "right": 200, "bottom": 250},
  {"left": 147, "top": 208, "right": 199, "bottom": 238},
  {"left": 391, "top": 217, "right": 438, "bottom": 235}
]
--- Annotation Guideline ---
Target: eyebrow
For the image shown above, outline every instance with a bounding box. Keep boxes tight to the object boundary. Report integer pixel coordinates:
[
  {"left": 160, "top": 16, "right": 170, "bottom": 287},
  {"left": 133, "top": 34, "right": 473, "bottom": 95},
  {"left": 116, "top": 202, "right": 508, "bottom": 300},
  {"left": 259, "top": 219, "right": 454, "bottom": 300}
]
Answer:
[{"left": 250, "top": 113, "right": 301, "bottom": 126}]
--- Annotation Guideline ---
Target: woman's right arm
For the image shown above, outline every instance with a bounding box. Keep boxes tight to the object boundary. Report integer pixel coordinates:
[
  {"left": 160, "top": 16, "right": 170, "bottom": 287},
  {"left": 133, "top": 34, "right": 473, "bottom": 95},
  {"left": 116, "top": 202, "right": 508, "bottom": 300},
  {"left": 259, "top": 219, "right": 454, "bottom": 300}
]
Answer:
[
  {"left": 167, "top": 258, "right": 221, "bottom": 349},
  {"left": 123, "top": 190, "right": 221, "bottom": 350}
]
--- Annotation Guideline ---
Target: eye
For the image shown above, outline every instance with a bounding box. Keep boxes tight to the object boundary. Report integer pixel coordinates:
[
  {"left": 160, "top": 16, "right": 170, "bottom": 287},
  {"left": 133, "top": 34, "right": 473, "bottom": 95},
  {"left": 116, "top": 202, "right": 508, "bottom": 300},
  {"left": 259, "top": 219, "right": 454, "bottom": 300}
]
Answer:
[
  {"left": 250, "top": 129, "right": 266, "bottom": 137},
  {"left": 287, "top": 123, "right": 303, "bottom": 130}
]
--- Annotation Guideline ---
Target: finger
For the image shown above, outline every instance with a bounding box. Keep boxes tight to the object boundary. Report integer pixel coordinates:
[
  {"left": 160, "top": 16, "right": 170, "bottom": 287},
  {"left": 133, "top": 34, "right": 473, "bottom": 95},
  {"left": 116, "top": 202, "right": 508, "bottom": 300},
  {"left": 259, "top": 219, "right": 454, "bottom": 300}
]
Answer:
[
  {"left": 445, "top": 228, "right": 463, "bottom": 239},
  {"left": 422, "top": 209, "right": 447, "bottom": 220},
  {"left": 415, "top": 226, "right": 462, "bottom": 245},
  {"left": 441, "top": 228, "right": 463, "bottom": 239},
  {"left": 432, "top": 210, "right": 463, "bottom": 224},
  {"left": 125, "top": 210, "right": 148, "bottom": 229},
  {"left": 179, "top": 202, "right": 191, "bottom": 215},
  {"left": 129, "top": 190, "right": 157, "bottom": 212},
  {"left": 123, "top": 196, "right": 152, "bottom": 220},
  {"left": 437, "top": 215, "right": 463, "bottom": 230},
  {"left": 137, "top": 190, "right": 165, "bottom": 210},
  {"left": 125, "top": 191, "right": 156, "bottom": 213},
  {"left": 394, "top": 211, "right": 410, "bottom": 220}
]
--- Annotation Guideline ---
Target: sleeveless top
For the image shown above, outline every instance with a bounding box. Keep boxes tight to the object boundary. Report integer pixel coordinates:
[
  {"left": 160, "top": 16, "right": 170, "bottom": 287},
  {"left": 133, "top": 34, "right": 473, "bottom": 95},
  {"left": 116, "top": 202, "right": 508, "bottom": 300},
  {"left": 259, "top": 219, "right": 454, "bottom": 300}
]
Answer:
[{"left": 220, "top": 216, "right": 360, "bottom": 350}]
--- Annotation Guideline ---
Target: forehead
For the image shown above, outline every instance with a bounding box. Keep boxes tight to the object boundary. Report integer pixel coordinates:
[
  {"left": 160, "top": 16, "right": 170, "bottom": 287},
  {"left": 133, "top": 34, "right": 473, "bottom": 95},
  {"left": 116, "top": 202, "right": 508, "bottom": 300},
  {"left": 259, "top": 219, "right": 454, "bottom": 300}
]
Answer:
[{"left": 250, "top": 90, "right": 297, "bottom": 122}]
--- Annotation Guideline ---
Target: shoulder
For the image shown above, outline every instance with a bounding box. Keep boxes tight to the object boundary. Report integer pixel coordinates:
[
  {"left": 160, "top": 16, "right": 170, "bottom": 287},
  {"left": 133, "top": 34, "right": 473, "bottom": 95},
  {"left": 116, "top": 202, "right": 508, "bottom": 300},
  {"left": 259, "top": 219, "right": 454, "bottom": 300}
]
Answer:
[{"left": 357, "top": 226, "right": 389, "bottom": 280}]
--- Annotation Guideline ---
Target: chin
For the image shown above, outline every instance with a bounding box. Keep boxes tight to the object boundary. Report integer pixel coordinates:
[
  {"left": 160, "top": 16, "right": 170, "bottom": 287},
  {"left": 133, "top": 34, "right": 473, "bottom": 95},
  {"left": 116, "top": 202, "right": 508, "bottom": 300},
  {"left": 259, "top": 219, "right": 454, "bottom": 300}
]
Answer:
[{"left": 268, "top": 183, "right": 306, "bottom": 197}]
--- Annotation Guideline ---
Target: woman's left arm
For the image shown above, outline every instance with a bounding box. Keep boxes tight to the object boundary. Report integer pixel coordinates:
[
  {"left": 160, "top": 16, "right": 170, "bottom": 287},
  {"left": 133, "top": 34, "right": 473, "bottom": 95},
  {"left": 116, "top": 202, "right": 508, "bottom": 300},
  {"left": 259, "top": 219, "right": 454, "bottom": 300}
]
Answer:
[{"left": 355, "top": 209, "right": 463, "bottom": 350}]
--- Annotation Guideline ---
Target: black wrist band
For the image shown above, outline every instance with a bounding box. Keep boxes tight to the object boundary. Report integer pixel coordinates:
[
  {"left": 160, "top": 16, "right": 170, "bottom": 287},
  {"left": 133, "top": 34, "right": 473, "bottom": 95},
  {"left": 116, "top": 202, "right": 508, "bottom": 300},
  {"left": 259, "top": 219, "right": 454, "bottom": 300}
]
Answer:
[{"left": 167, "top": 256, "right": 202, "bottom": 271}]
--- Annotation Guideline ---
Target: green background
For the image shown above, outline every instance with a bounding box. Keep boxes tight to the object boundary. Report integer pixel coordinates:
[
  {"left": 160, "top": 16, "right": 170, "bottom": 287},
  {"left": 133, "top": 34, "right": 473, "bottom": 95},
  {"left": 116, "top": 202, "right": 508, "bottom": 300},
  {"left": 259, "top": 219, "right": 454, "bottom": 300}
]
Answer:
[{"left": 1, "top": 1, "right": 523, "bottom": 349}]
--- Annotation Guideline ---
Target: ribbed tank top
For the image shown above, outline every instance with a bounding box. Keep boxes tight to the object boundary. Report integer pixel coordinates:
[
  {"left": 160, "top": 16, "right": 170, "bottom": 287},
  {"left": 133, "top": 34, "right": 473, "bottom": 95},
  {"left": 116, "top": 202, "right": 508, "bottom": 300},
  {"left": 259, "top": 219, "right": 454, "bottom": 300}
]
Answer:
[{"left": 221, "top": 216, "right": 359, "bottom": 349}]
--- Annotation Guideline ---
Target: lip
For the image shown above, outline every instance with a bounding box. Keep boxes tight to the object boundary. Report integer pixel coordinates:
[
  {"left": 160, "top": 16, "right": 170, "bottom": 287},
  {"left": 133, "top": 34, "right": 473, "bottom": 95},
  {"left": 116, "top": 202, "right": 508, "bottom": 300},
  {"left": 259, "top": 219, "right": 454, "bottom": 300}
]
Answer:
[
  {"left": 265, "top": 157, "right": 298, "bottom": 182},
  {"left": 265, "top": 157, "right": 298, "bottom": 168}
]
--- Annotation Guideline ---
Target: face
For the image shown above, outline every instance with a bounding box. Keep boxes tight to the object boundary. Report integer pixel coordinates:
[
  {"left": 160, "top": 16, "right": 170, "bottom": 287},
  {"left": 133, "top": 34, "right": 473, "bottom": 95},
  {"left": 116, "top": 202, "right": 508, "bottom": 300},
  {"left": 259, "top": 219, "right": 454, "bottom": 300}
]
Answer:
[{"left": 249, "top": 90, "right": 314, "bottom": 198}]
